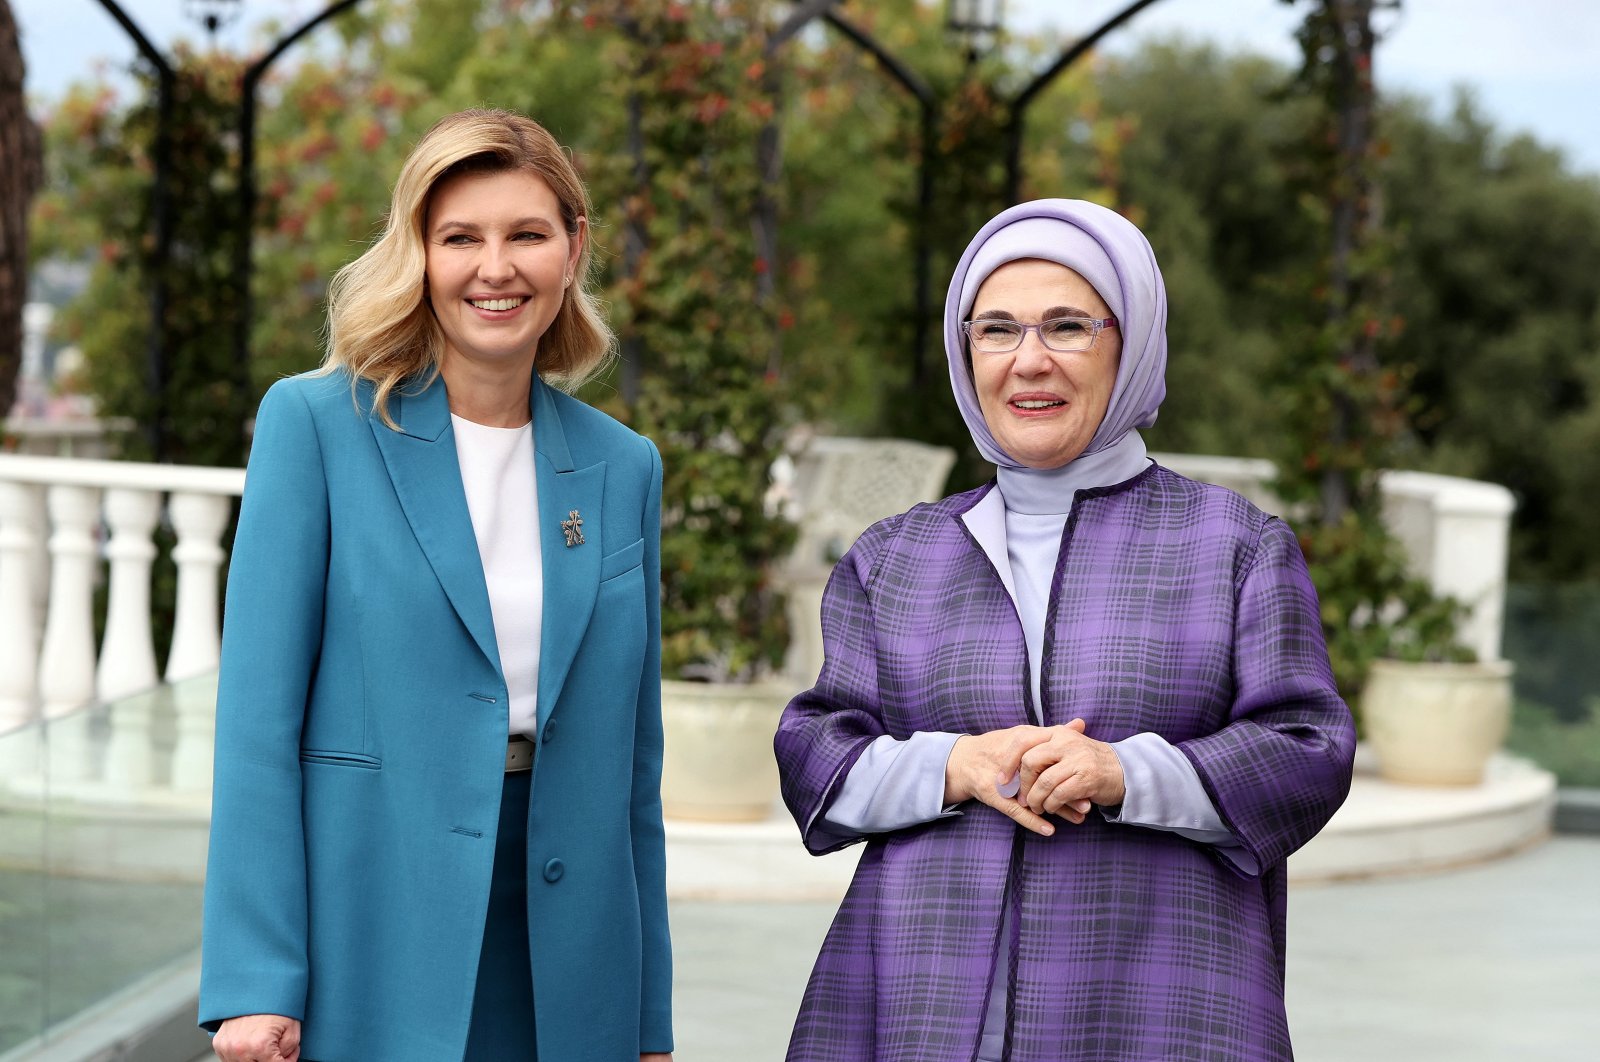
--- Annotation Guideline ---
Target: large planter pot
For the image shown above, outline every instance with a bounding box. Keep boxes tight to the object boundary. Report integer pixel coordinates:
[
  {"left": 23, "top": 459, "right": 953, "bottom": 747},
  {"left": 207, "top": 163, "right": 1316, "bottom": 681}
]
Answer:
[
  {"left": 660, "top": 678, "right": 793, "bottom": 822},
  {"left": 1362, "top": 659, "right": 1515, "bottom": 785}
]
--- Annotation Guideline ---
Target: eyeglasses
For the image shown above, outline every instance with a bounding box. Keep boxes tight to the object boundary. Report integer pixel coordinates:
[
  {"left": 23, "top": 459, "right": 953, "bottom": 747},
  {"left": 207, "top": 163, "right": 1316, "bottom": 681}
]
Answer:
[{"left": 962, "top": 315, "right": 1118, "bottom": 354}]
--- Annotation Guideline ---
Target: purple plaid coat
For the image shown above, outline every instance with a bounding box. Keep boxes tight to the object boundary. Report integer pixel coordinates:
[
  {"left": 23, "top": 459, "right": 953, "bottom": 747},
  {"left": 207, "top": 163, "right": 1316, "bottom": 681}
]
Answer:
[{"left": 775, "top": 466, "right": 1355, "bottom": 1062}]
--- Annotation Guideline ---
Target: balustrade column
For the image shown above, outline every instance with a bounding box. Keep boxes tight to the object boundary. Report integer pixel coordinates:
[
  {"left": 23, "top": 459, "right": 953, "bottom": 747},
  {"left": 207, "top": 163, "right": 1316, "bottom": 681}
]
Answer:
[
  {"left": 0, "top": 482, "right": 47, "bottom": 782},
  {"left": 37, "top": 484, "right": 103, "bottom": 785},
  {"left": 167, "top": 491, "right": 232, "bottom": 794},
  {"left": 165, "top": 492, "right": 230, "bottom": 681},
  {"left": 97, "top": 488, "right": 162, "bottom": 700},
  {"left": 0, "top": 481, "right": 45, "bottom": 729},
  {"left": 98, "top": 488, "right": 163, "bottom": 793}
]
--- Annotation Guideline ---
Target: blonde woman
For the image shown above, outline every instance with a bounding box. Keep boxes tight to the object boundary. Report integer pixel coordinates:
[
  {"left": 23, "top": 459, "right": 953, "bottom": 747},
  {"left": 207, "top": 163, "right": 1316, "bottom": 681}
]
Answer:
[{"left": 199, "top": 109, "right": 673, "bottom": 1062}]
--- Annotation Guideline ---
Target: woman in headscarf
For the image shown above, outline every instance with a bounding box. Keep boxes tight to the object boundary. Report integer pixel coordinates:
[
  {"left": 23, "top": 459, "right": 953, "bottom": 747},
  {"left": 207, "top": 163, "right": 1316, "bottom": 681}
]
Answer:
[{"left": 775, "top": 199, "right": 1355, "bottom": 1062}]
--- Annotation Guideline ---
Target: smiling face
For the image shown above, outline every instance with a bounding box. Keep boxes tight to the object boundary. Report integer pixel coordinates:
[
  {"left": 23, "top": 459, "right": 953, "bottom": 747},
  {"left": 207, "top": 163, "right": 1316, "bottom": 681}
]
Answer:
[
  {"left": 969, "top": 258, "right": 1122, "bottom": 470},
  {"left": 424, "top": 167, "right": 584, "bottom": 377}
]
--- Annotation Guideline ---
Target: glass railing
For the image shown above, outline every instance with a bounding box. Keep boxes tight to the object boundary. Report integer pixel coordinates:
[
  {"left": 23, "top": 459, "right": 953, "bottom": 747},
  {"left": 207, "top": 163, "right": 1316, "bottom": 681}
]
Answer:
[
  {"left": 0, "top": 723, "right": 46, "bottom": 1051},
  {"left": 0, "top": 674, "right": 216, "bottom": 1058},
  {"left": 1504, "top": 581, "right": 1600, "bottom": 788}
]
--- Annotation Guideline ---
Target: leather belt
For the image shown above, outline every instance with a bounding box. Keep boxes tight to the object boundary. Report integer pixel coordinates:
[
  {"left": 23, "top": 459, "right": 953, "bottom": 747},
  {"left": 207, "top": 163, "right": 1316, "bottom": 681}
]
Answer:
[{"left": 506, "top": 735, "right": 535, "bottom": 773}]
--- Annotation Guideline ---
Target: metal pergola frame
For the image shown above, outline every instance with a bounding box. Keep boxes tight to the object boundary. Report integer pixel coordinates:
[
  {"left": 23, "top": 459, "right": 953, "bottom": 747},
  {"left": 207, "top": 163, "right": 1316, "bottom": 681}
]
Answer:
[{"left": 87, "top": 0, "right": 1172, "bottom": 450}]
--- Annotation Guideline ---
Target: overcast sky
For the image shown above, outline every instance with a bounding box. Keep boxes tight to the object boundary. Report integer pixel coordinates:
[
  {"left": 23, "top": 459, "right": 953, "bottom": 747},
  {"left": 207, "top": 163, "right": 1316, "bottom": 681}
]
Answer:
[{"left": 13, "top": 0, "right": 1600, "bottom": 175}]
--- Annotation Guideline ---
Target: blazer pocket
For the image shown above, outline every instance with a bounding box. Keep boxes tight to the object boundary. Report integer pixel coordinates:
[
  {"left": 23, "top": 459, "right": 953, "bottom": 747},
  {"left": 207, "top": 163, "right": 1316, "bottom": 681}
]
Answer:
[
  {"left": 299, "top": 749, "right": 382, "bottom": 770},
  {"left": 599, "top": 538, "right": 645, "bottom": 583}
]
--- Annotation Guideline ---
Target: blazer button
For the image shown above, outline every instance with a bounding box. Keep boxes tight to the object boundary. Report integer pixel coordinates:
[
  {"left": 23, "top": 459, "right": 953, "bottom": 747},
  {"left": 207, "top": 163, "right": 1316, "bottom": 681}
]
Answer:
[
  {"left": 542, "top": 719, "right": 557, "bottom": 744},
  {"left": 542, "top": 858, "right": 565, "bottom": 884}
]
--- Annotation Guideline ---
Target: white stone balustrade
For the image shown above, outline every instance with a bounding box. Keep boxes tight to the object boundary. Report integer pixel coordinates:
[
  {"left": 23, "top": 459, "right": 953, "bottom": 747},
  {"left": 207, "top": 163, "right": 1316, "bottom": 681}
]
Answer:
[
  {"left": 0, "top": 444, "right": 1518, "bottom": 808},
  {"left": 0, "top": 453, "right": 243, "bottom": 804},
  {"left": 0, "top": 481, "right": 46, "bottom": 781},
  {"left": 1154, "top": 453, "right": 1516, "bottom": 662},
  {"left": 0, "top": 480, "right": 45, "bottom": 730}
]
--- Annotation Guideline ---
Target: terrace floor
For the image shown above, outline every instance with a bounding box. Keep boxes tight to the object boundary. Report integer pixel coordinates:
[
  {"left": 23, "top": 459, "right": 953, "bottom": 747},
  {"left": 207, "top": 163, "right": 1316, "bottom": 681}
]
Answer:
[
  {"left": 674, "top": 835, "right": 1599, "bottom": 1061},
  {"left": 174, "top": 835, "right": 1600, "bottom": 1061}
]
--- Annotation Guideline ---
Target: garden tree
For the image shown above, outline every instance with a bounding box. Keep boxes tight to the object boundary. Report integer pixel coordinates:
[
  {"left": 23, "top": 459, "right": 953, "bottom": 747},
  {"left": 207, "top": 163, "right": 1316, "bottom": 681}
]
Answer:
[
  {"left": 1380, "top": 94, "right": 1600, "bottom": 580},
  {"left": 32, "top": 51, "right": 247, "bottom": 466},
  {"left": 1094, "top": 40, "right": 1322, "bottom": 459},
  {"left": 0, "top": 0, "right": 40, "bottom": 416},
  {"left": 582, "top": 0, "right": 797, "bottom": 679},
  {"left": 1266, "top": 0, "right": 1470, "bottom": 697},
  {"left": 1099, "top": 39, "right": 1600, "bottom": 584}
]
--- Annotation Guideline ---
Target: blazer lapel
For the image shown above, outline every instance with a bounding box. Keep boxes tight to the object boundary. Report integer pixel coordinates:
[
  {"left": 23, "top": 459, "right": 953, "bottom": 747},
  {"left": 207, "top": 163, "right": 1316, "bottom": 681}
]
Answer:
[
  {"left": 370, "top": 376, "right": 500, "bottom": 674},
  {"left": 532, "top": 378, "right": 605, "bottom": 729}
]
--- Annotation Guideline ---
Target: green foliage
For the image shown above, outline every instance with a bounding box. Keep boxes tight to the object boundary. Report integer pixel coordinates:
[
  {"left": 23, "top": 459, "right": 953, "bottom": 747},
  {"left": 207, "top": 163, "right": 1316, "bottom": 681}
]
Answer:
[
  {"left": 34, "top": 51, "right": 247, "bottom": 466},
  {"left": 1098, "top": 37, "right": 1600, "bottom": 588},
  {"left": 1293, "top": 512, "right": 1472, "bottom": 697},
  {"left": 585, "top": 0, "right": 796, "bottom": 680},
  {"left": 1259, "top": 0, "right": 1474, "bottom": 700},
  {"left": 1380, "top": 93, "right": 1600, "bottom": 581},
  {"left": 1096, "top": 41, "right": 1322, "bottom": 458},
  {"left": 769, "top": 10, "right": 927, "bottom": 434}
]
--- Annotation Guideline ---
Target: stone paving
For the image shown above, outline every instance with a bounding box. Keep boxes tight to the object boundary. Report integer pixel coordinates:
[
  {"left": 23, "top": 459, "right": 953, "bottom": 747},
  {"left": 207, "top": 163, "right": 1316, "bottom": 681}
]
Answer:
[
  {"left": 165, "top": 837, "right": 1599, "bottom": 1061},
  {"left": 664, "top": 836, "right": 1600, "bottom": 1062}
]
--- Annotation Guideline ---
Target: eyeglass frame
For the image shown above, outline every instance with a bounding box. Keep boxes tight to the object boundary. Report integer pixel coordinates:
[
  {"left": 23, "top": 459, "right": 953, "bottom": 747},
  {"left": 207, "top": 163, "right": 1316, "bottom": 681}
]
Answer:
[{"left": 960, "top": 314, "right": 1119, "bottom": 354}]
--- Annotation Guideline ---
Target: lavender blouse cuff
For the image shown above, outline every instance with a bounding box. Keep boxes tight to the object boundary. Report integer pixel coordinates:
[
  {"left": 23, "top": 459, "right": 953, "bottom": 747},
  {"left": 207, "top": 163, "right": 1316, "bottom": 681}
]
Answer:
[
  {"left": 820, "top": 732, "right": 965, "bottom": 836},
  {"left": 1103, "top": 732, "right": 1259, "bottom": 874}
]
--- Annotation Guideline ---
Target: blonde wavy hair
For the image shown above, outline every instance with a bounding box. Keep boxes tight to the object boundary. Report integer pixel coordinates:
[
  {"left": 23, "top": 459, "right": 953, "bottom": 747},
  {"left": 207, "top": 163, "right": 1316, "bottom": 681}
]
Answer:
[{"left": 321, "top": 108, "right": 614, "bottom": 426}]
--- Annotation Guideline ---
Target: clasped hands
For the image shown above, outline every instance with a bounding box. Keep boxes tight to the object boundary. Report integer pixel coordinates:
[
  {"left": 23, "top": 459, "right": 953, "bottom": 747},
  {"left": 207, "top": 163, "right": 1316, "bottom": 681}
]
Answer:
[{"left": 942, "top": 719, "right": 1125, "bottom": 837}]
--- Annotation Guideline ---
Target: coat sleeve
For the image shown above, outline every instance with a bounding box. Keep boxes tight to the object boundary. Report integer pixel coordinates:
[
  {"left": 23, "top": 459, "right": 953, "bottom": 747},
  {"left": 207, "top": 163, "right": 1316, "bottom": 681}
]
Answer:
[
  {"left": 1177, "top": 516, "right": 1357, "bottom": 874},
  {"left": 774, "top": 522, "right": 899, "bottom": 854},
  {"left": 198, "top": 380, "right": 328, "bottom": 1029},
  {"left": 631, "top": 437, "right": 674, "bottom": 1053}
]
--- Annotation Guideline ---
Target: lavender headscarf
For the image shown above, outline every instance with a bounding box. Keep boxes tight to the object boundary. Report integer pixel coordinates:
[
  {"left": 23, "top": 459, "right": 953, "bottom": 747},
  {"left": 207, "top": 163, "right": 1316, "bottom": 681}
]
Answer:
[{"left": 944, "top": 199, "right": 1168, "bottom": 470}]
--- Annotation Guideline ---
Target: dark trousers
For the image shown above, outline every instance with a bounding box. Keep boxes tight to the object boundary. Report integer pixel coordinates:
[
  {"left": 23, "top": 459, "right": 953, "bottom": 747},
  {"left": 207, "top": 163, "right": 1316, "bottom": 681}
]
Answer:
[{"left": 463, "top": 769, "right": 537, "bottom": 1061}]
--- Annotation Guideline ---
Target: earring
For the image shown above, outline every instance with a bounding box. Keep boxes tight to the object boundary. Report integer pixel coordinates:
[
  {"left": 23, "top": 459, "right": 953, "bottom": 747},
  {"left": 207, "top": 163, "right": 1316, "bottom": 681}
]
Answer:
[{"left": 564, "top": 274, "right": 572, "bottom": 286}]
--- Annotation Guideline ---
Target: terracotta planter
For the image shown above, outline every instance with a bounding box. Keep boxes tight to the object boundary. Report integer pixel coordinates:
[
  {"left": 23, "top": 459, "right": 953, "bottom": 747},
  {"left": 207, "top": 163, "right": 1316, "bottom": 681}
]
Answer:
[
  {"left": 1362, "top": 659, "right": 1515, "bottom": 785},
  {"left": 660, "top": 678, "right": 793, "bottom": 822}
]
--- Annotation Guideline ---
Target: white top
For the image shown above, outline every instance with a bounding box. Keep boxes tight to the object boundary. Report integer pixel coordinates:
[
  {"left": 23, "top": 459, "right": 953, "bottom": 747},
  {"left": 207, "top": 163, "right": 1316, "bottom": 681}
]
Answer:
[{"left": 451, "top": 414, "right": 542, "bottom": 737}]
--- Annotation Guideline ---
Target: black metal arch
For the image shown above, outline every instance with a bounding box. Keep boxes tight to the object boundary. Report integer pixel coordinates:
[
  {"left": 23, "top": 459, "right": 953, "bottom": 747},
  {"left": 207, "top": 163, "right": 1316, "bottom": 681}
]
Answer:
[
  {"left": 1004, "top": 0, "right": 1170, "bottom": 199},
  {"left": 231, "top": 0, "right": 369, "bottom": 421},
  {"left": 90, "top": 0, "right": 174, "bottom": 459},
  {"left": 87, "top": 0, "right": 1174, "bottom": 448},
  {"left": 83, "top": 0, "right": 369, "bottom": 456},
  {"left": 761, "top": 0, "right": 1173, "bottom": 383}
]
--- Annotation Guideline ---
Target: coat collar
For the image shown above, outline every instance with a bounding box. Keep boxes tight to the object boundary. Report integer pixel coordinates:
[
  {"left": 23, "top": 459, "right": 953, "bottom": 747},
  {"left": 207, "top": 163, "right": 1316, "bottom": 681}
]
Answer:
[
  {"left": 372, "top": 373, "right": 604, "bottom": 729},
  {"left": 958, "top": 484, "right": 1017, "bottom": 605}
]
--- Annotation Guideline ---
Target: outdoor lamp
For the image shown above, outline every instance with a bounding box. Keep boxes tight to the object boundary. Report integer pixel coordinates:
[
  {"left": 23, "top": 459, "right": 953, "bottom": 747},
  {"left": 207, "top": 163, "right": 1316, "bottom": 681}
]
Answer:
[{"left": 184, "top": 0, "right": 243, "bottom": 38}]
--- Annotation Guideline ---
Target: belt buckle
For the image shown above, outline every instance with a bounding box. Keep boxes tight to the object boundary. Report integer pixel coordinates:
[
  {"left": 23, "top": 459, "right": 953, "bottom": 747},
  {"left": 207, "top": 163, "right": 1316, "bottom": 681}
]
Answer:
[{"left": 505, "top": 736, "right": 534, "bottom": 773}]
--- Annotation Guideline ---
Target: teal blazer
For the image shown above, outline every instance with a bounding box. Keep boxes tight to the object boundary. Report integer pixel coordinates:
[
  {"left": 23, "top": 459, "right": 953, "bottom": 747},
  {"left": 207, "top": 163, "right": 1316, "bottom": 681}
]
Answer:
[{"left": 199, "top": 370, "right": 672, "bottom": 1060}]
